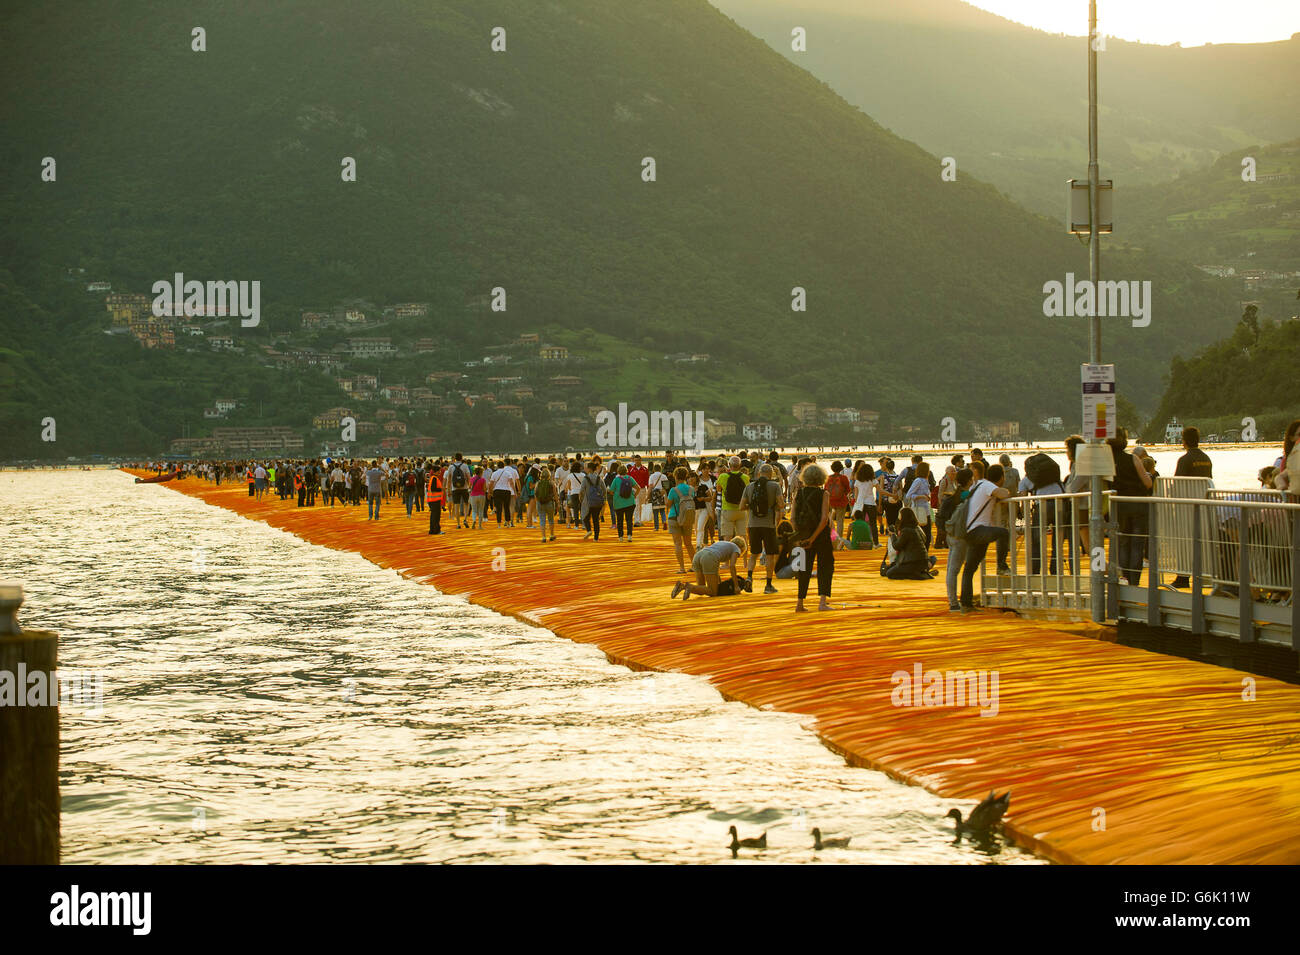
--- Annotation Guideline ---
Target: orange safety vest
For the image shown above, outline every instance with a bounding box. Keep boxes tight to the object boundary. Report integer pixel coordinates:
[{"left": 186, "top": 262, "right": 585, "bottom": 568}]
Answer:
[
  {"left": 426, "top": 473, "right": 443, "bottom": 504},
  {"left": 294, "top": 474, "right": 303, "bottom": 490}
]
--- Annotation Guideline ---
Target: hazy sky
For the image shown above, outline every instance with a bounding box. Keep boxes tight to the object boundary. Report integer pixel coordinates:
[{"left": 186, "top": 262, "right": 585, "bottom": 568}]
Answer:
[{"left": 965, "top": 0, "right": 1298, "bottom": 46}]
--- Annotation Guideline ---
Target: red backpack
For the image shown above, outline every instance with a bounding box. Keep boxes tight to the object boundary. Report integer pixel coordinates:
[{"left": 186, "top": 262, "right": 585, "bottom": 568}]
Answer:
[{"left": 826, "top": 473, "right": 850, "bottom": 509}]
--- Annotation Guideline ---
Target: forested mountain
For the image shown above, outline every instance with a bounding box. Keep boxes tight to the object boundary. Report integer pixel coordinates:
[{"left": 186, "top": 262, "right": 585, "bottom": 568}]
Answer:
[
  {"left": 712, "top": 0, "right": 1300, "bottom": 217},
  {"left": 0, "top": 0, "right": 1244, "bottom": 457},
  {"left": 1143, "top": 309, "right": 1300, "bottom": 445}
]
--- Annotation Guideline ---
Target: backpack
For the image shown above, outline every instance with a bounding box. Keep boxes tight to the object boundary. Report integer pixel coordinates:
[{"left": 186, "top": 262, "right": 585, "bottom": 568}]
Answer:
[
  {"left": 722, "top": 472, "right": 746, "bottom": 506},
  {"left": 826, "top": 473, "right": 849, "bottom": 509},
  {"left": 405, "top": 472, "right": 416, "bottom": 488},
  {"left": 584, "top": 474, "right": 606, "bottom": 508},
  {"left": 535, "top": 478, "right": 554, "bottom": 505},
  {"left": 649, "top": 485, "right": 666, "bottom": 507},
  {"left": 451, "top": 464, "right": 468, "bottom": 489},
  {"left": 671, "top": 487, "right": 696, "bottom": 530},
  {"left": 945, "top": 483, "right": 994, "bottom": 543},
  {"left": 749, "top": 479, "right": 773, "bottom": 520},
  {"left": 1024, "top": 452, "right": 1062, "bottom": 491},
  {"left": 618, "top": 476, "right": 635, "bottom": 500},
  {"left": 794, "top": 487, "right": 822, "bottom": 538}
]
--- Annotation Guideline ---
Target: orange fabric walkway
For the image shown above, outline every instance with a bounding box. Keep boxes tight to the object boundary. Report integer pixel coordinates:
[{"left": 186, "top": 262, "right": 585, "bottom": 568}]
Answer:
[{"left": 137, "top": 473, "right": 1300, "bottom": 864}]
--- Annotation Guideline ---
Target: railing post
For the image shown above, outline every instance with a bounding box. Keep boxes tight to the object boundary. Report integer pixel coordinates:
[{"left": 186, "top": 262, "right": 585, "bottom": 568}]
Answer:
[
  {"left": 1291, "top": 510, "right": 1299, "bottom": 652},
  {"left": 0, "top": 584, "right": 60, "bottom": 865},
  {"left": 1191, "top": 505, "right": 1205, "bottom": 635},
  {"left": 1106, "top": 519, "right": 1119, "bottom": 620},
  {"left": 1147, "top": 497, "right": 1160, "bottom": 627},
  {"left": 1239, "top": 512, "right": 1254, "bottom": 643}
]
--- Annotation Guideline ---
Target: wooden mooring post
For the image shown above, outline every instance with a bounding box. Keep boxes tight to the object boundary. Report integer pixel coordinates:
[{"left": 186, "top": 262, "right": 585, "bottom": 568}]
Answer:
[{"left": 0, "top": 583, "right": 60, "bottom": 864}]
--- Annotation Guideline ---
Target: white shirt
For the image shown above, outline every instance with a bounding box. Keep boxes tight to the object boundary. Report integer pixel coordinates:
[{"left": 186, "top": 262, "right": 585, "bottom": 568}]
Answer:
[
  {"left": 254, "top": 466, "right": 266, "bottom": 479},
  {"left": 965, "top": 479, "right": 1001, "bottom": 530},
  {"left": 492, "top": 466, "right": 519, "bottom": 492},
  {"left": 852, "top": 479, "right": 875, "bottom": 509},
  {"left": 565, "top": 470, "right": 585, "bottom": 495},
  {"left": 648, "top": 470, "right": 668, "bottom": 492},
  {"left": 554, "top": 466, "right": 570, "bottom": 489}
]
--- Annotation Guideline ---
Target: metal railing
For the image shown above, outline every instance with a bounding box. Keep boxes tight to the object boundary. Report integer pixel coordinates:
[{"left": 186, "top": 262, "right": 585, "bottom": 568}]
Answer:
[
  {"left": 978, "top": 488, "right": 1299, "bottom": 650},
  {"left": 980, "top": 490, "right": 1094, "bottom": 614}
]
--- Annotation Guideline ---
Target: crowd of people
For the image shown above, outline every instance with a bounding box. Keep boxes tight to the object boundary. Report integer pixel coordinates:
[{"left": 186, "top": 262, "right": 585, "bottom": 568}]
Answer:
[{"left": 138, "top": 418, "right": 1299, "bottom": 614}]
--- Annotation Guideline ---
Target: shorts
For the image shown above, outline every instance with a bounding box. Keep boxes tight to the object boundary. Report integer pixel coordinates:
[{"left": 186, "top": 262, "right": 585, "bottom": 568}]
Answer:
[
  {"left": 692, "top": 550, "right": 723, "bottom": 576},
  {"left": 748, "top": 525, "right": 777, "bottom": 557},
  {"left": 452, "top": 489, "right": 469, "bottom": 504}
]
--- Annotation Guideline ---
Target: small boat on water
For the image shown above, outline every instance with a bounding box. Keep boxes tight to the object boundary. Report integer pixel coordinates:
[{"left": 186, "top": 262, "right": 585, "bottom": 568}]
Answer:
[{"left": 134, "top": 472, "right": 178, "bottom": 484}]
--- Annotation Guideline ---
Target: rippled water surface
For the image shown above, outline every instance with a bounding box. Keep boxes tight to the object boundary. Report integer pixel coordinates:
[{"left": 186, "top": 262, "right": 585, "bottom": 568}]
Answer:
[{"left": 1, "top": 471, "right": 1044, "bottom": 864}]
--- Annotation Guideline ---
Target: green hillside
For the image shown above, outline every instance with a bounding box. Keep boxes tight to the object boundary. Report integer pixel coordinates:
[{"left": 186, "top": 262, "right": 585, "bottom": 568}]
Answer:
[
  {"left": 1124, "top": 140, "right": 1300, "bottom": 324},
  {"left": 0, "top": 0, "right": 1245, "bottom": 457},
  {"left": 1142, "top": 309, "right": 1300, "bottom": 445},
  {"left": 711, "top": 0, "right": 1300, "bottom": 217}
]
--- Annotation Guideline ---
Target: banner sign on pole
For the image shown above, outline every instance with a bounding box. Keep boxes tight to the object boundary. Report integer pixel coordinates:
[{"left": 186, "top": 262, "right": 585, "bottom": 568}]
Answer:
[{"left": 1081, "top": 363, "right": 1116, "bottom": 440}]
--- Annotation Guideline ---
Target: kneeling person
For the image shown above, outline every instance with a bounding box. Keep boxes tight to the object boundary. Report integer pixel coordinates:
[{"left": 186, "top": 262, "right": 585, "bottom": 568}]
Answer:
[{"left": 672, "top": 536, "right": 749, "bottom": 599}]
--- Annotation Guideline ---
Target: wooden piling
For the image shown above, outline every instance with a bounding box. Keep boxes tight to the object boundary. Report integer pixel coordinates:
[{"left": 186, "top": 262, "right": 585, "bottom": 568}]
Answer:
[{"left": 0, "top": 627, "right": 61, "bottom": 864}]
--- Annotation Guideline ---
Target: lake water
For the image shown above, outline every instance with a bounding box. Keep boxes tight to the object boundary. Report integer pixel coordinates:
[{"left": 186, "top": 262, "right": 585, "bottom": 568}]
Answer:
[{"left": 0, "top": 470, "right": 1044, "bottom": 864}]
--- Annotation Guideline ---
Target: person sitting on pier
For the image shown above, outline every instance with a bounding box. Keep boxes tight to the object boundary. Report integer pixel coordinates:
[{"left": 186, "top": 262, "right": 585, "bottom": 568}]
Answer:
[{"left": 879, "top": 508, "right": 935, "bottom": 580}]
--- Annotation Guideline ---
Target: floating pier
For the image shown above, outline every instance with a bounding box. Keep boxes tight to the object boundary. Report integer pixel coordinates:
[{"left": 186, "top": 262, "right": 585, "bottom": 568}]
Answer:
[{"left": 129, "top": 471, "right": 1300, "bottom": 864}]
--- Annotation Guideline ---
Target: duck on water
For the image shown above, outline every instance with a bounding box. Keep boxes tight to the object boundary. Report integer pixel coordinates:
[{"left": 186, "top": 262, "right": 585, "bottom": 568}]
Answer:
[
  {"left": 727, "top": 826, "right": 766, "bottom": 857},
  {"left": 947, "top": 790, "right": 1011, "bottom": 838}
]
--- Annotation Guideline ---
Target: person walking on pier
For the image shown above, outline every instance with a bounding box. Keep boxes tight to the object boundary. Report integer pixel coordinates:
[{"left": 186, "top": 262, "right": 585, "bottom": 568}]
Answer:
[
  {"left": 666, "top": 467, "right": 697, "bottom": 573},
  {"left": 492, "top": 459, "right": 519, "bottom": 527},
  {"left": 610, "top": 463, "right": 638, "bottom": 541},
  {"left": 329, "top": 462, "right": 344, "bottom": 507},
  {"left": 717, "top": 456, "right": 750, "bottom": 542},
  {"left": 535, "top": 466, "right": 559, "bottom": 541},
  {"left": 469, "top": 466, "right": 488, "bottom": 528},
  {"left": 365, "top": 461, "right": 385, "bottom": 520},
  {"left": 741, "top": 463, "right": 783, "bottom": 593},
  {"left": 792, "top": 462, "right": 835, "bottom": 612},
  {"left": 580, "top": 461, "right": 607, "bottom": 541}
]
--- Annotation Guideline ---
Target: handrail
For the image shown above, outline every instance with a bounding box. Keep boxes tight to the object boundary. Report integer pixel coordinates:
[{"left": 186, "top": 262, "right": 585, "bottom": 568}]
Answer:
[{"left": 1109, "top": 494, "right": 1300, "bottom": 511}]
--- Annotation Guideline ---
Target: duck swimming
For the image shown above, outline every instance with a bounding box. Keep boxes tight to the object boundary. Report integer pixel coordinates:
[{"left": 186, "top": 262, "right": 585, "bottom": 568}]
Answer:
[
  {"left": 811, "top": 827, "right": 851, "bottom": 850},
  {"left": 727, "top": 825, "right": 767, "bottom": 854},
  {"left": 947, "top": 790, "right": 1011, "bottom": 836}
]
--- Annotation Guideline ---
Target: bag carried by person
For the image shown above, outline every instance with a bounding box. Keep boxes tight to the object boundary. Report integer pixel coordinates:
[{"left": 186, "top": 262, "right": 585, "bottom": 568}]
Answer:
[
  {"left": 671, "top": 486, "right": 696, "bottom": 530},
  {"left": 649, "top": 485, "right": 666, "bottom": 507},
  {"left": 618, "top": 475, "right": 636, "bottom": 500},
  {"left": 749, "top": 479, "right": 774, "bottom": 519},
  {"left": 535, "top": 478, "right": 554, "bottom": 505},
  {"left": 945, "top": 485, "right": 993, "bottom": 543},
  {"left": 451, "top": 465, "right": 468, "bottom": 489},
  {"left": 794, "top": 486, "right": 822, "bottom": 539},
  {"left": 584, "top": 474, "right": 606, "bottom": 508},
  {"left": 1024, "top": 452, "right": 1062, "bottom": 491},
  {"left": 722, "top": 472, "right": 746, "bottom": 505},
  {"left": 826, "top": 473, "right": 849, "bottom": 509}
]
